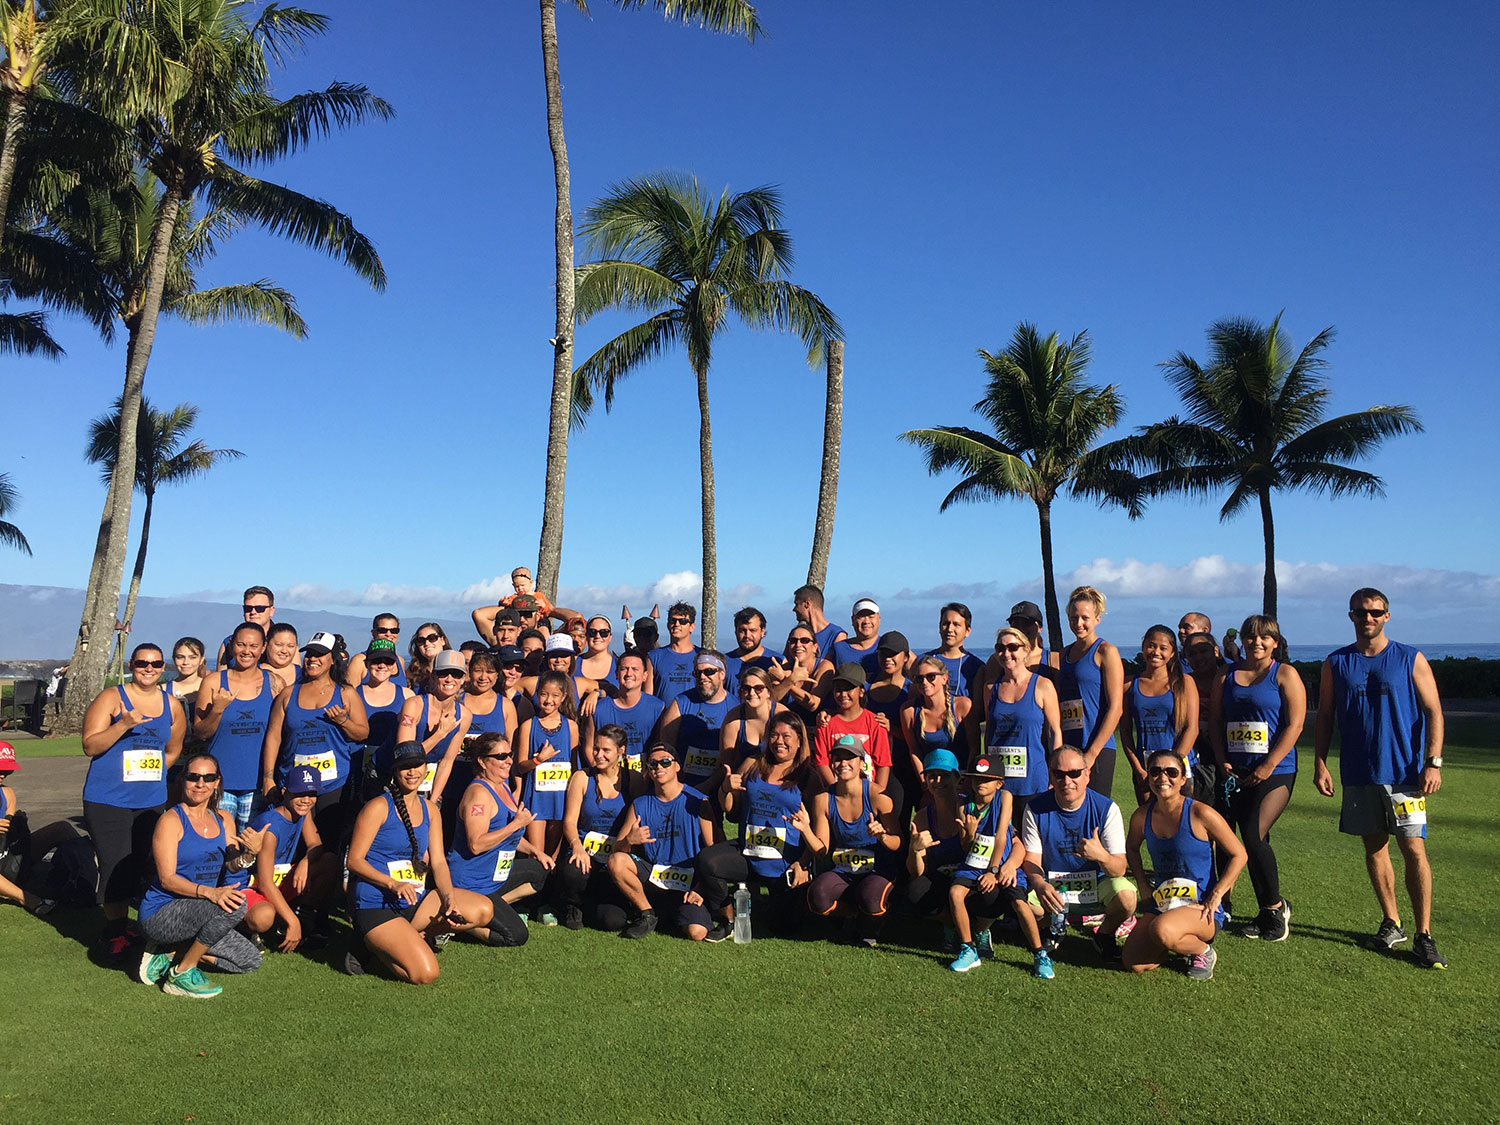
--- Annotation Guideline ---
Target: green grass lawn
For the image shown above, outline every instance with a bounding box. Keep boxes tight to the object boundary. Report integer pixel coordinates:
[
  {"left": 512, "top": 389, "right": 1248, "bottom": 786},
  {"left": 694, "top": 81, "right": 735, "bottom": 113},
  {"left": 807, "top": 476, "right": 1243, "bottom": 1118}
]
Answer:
[
  {"left": 7, "top": 734, "right": 81, "bottom": 758},
  {"left": 5, "top": 721, "right": 1498, "bottom": 1124}
]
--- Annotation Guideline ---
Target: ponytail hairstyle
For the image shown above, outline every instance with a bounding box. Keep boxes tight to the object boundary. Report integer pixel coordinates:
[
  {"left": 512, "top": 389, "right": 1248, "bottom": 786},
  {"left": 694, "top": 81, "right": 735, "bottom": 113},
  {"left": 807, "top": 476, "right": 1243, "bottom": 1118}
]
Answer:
[
  {"left": 468, "top": 730, "right": 507, "bottom": 763},
  {"left": 1142, "top": 624, "right": 1188, "bottom": 734},
  {"left": 535, "top": 669, "right": 578, "bottom": 722},
  {"left": 914, "top": 655, "right": 957, "bottom": 738},
  {"left": 328, "top": 633, "right": 351, "bottom": 687},
  {"left": 387, "top": 767, "right": 428, "bottom": 877}
]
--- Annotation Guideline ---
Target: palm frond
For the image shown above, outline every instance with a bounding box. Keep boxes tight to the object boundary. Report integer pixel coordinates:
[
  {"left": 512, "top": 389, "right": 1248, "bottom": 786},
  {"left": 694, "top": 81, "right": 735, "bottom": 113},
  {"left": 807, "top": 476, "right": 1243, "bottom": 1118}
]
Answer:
[
  {"left": 220, "top": 82, "right": 394, "bottom": 164},
  {"left": 168, "top": 280, "right": 307, "bottom": 337},
  {"left": 0, "top": 310, "right": 63, "bottom": 357},
  {"left": 574, "top": 259, "right": 681, "bottom": 321},
  {"left": 1276, "top": 461, "right": 1387, "bottom": 501},
  {"left": 1276, "top": 405, "right": 1422, "bottom": 464},
  {"left": 616, "top": 0, "right": 764, "bottom": 40},
  {"left": 570, "top": 312, "right": 682, "bottom": 429}
]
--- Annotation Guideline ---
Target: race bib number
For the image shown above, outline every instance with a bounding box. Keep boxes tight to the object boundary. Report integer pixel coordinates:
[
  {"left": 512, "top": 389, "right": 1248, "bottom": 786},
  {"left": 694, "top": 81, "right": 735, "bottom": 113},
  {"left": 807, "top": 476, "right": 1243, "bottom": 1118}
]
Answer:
[
  {"left": 831, "top": 847, "right": 875, "bottom": 874},
  {"left": 270, "top": 862, "right": 292, "bottom": 887},
  {"left": 1153, "top": 877, "right": 1199, "bottom": 911},
  {"left": 1048, "top": 869, "right": 1099, "bottom": 906},
  {"left": 682, "top": 748, "right": 718, "bottom": 779},
  {"left": 1060, "top": 699, "right": 1084, "bottom": 733},
  {"left": 995, "top": 745, "right": 1027, "bottom": 779},
  {"left": 1226, "top": 721, "right": 1270, "bottom": 754},
  {"left": 1391, "top": 791, "right": 1427, "bottom": 828},
  {"left": 648, "top": 863, "right": 693, "bottom": 892},
  {"left": 965, "top": 833, "right": 996, "bottom": 869},
  {"left": 583, "top": 831, "right": 614, "bottom": 857},
  {"left": 387, "top": 859, "right": 421, "bottom": 886},
  {"left": 741, "top": 823, "right": 786, "bottom": 860},
  {"left": 121, "top": 748, "right": 163, "bottom": 783},
  {"left": 492, "top": 848, "right": 517, "bottom": 882},
  {"left": 623, "top": 753, "right": 643, "bottom": 772},
  {"left": 294, "top": 751, "right": 337, "bottom": 782},
  {"left": 535, "top": 762, "right": 572, "bottom": 792}
]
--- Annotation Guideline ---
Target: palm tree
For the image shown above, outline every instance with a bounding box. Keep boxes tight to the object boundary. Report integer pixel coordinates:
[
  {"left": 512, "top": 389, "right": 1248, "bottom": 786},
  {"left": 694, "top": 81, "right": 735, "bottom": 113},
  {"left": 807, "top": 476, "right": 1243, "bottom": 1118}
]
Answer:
[
  {"left": 54, "top": 0, "right": 391, "bottom": 735},
  {"left": 572, "top": 174, "right": 840, "bottom": 647},
  {"left": 534, "top": 0, "right": 761, "bottom": 603},
  {"left": 0, "top": 0, "right": 50, "bottom": 246},
  {"left": 1084, "top": 313, "right": 1422, "bottom": 619},
  {"left": 900, "top": 324, "right": 1126, "bottom": 654},
  {"left": 807, "top": 338, "right": 842, "bottom": 588},
  {"left": 0, "top": 470, "right": 29, "bottom": 554},
  {"left": 85, "top": 396, "right": 243, "bottom": 672}
]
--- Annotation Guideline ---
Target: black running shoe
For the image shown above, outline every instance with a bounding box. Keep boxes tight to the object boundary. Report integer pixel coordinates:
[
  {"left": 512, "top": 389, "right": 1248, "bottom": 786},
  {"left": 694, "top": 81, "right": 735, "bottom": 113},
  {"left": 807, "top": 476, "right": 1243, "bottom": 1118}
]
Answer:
[
  {"left": 1092, "top": 926, "right": 1123, "bottom": 965},
  {"left": 1370, "top": 918, "right": 1407, "bottom": 950},
  {"left": 1413, "top": 932, "right": 1448, "bottom": 969},
  {"left": 704, "top": 919, "right": 733, "bottom": 943},
  {"left": 621, "top": 909, "right": 658, "bottom": 939},
  {"left": 562, "top": 905, "right": 585, "bottom": 931}
]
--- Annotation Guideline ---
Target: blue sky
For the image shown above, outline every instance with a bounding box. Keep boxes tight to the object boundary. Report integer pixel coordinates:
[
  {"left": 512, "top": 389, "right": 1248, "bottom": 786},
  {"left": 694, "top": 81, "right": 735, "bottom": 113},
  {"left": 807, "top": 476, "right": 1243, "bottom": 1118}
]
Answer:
[{"left": 3, "top": 1, "right": 1497, "bottom": 650}]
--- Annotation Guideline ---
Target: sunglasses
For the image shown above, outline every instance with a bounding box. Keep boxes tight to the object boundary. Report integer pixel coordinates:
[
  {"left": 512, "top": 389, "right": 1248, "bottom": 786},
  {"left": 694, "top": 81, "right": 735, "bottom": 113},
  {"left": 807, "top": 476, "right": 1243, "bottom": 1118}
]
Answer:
[
  {"left": 1350, "top": 609, "right": 1388, "bottom": 619},
  {"left": 918, "top": 672, "right": 944, "bottom": 683},
  {"left": 374, "top": 626, "right": 400, "bottom": 635},
  {"left": 1147, "top": 765, "right": 1183, "bottom": 779},
  {"left": 132, "top": 659, "right": 165, "bottom": 670},
  {"left": 485, "top": 752, "right": 514, "bottom": 762},
  {"left": 999, "top": 643, "right": 1025, "bottom": 654},
  {"left": 435, "top": 669, "right": 466, "bottom": 680},
  {"left": 645, "top": 758, "right": 675, "bottom": 770},
  {"left": 586, "top": 628, "right": 611, "bottom": 638},
  {"left": 417, "top": 634, "right": 443, "bottom": 645},
  {"left": 788, "top": 636, "right": 814, "bottom": 646},
  {"left": 183, "top": 771, "right": 219, "bottom": 783},
  {"left": 742, "top": 684, "right": 768, "bottom": 695},
  {"left": 667, "top": 617, "right": 692, "bottom": 627},
  {"left": 369, "top": 658, "right": 397, "bottom": 667},
  {"left": 1051, "top": 768, "right": 1085, "bottom": 780},
  {"left": 694, "top": 668, "right": 722, "bottom": 678},
  {"left": 242, "top": 604, "right": 271, "bottom": 614}
]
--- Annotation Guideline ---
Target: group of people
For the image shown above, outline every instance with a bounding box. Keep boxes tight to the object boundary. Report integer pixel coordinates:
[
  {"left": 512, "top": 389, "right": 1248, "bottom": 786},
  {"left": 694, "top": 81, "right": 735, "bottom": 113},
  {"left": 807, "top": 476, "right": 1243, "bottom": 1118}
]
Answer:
[{"left": 0, "top": 568, "right": 1450, "bottom": 994}]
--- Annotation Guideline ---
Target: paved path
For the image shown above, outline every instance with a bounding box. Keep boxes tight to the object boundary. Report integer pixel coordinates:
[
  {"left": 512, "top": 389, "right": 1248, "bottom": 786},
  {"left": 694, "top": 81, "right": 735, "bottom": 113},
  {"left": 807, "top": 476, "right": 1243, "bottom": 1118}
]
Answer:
[{"left": 10, "top": 755, "right": 87, "bottom": 831}]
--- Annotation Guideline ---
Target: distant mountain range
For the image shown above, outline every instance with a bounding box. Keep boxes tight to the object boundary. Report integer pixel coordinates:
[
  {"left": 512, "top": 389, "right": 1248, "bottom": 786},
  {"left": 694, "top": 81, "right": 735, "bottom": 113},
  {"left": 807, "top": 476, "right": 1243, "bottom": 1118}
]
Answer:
[{"left": 0, "top": 584, "right": 472, "bottom": 674}]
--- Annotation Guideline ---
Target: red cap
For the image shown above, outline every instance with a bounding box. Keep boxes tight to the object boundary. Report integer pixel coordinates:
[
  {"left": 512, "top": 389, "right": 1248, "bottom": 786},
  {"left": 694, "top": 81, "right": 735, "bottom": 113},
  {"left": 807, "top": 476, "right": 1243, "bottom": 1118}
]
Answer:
[{"left": 0, "top": 741, "right": 18, "bottom": 771}]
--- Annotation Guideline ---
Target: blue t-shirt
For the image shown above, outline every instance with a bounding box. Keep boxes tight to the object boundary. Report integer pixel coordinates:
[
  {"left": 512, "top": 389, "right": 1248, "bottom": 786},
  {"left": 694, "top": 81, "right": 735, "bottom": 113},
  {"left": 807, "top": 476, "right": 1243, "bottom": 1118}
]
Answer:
[{"left": 592, "top": 692, "right": 666, "bottom": 768}]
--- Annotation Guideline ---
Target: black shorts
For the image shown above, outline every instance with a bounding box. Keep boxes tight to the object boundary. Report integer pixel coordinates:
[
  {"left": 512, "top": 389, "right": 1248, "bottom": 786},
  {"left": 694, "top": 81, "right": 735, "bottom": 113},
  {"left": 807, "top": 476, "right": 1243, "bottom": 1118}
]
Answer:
[
  {"left": 627, "top": 855, "right": 711, "bottom": 933},
  {"left": 352, "top": 902, "right": 419, "bottom": 937},
  {"left": 82, "top": 800, "right": 162, "bottom": 906}
]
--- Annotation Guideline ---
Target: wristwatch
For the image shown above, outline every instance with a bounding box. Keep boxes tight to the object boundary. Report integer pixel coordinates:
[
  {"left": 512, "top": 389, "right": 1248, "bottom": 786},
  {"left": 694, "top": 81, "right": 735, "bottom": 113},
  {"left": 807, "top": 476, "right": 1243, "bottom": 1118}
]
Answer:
[{"left": 1425, "top": 756, "right": 1443, "bottom": 769}]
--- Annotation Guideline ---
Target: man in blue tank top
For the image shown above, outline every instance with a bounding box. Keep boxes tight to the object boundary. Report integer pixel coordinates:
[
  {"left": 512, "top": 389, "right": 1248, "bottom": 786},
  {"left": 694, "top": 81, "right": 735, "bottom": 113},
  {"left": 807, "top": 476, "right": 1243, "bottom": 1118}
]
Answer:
[
  {"left": 793, "top": 585, "right": 847, "bottom": 664},
  {"left": 1020, "top": 747, "right": 1137, "bottom": 966},
  {"left": 585, "top": 651, "right": 665, "bottom": 769},
  {"left": 829, "top": 599, "right": 883, "bottom": 680},
  {"left": 1314, "top": 587, "right": 1447, "bottom": 969},
  {"left": 649, "top": 602, "right": 700, "bottom": 701},
  {"left": 725, "top": 607, "right": 781, "bottom": 690},
  {"left": 924, "top": 602, "right": 984, "bottom": 699}
]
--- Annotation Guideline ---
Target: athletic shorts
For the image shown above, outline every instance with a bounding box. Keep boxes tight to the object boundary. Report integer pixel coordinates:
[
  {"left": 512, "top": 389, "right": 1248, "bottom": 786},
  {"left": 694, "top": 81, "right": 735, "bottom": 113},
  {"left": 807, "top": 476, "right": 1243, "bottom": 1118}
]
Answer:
[
  {"left": 1340, "top": 784, "right": 1428, "bottom": 839},
  {"left": 627, "top": 855, "right": 712, "bottom": 934},
  {"left": 1026, "top": 875, "right": 1136, "bottom": 916},
  {"left": 352, "top": 903, "right": 419, "bottom": 937}
]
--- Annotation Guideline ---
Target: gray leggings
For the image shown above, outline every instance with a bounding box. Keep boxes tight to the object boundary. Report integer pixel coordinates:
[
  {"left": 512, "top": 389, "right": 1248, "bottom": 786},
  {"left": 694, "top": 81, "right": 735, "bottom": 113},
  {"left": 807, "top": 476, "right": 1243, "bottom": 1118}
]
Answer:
[{"left": 138, "top": 898, "right": 262, "bottom": 974}]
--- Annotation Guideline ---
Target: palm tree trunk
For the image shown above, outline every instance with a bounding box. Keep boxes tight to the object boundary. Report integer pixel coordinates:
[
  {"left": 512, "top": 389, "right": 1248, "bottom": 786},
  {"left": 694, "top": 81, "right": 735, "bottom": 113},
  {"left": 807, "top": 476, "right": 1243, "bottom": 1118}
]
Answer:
[
  {"left": 534, "top": 0, "right": 574, "bottom": 604},
  {"left": 0, "top": 88, "right": 28, "bottom": 250},
  {"left": 105, "top": 485, "right": 152, "bottom": 677},
  {"left": 1259, "top": 486, "right": 1277, "bottom": 620},
  {"left": 694, "top": 360, "right": 718, "bottom": 650},
  {"left": 1036, "top": 497, "right": 1062, "bottom": 655},
  {"left": 806, "top": 339, "right": 843, "bottom": 588},
  {"left": 59, "top": 180, "right": 185, "bottom": 735}
]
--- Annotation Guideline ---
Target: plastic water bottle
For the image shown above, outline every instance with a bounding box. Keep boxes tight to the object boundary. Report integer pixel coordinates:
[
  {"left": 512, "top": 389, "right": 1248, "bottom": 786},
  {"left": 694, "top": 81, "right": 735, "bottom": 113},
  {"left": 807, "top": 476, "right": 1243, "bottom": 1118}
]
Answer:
[{"left": 733, "top": 884, "right": 752, "bottom": 944}]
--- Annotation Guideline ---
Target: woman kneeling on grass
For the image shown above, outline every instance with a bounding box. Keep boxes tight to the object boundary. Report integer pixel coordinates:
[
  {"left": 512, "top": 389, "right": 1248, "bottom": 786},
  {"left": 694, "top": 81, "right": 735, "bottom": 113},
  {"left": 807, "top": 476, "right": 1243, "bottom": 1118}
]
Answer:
[
  {"left": 344, "top": 741, "right": 490, "bottom": 983},
  {"left": 556, "top": 725, "right": 640, "bottom": 931},
  {"left": 446, "top": 732, "right": 541, "bottom": 948},
  {"left": 1123, "top": 748, "right": 1246, "bottom": 980},
  {"left": 137, "top": 754, "right": 264, "bottom": 998}
]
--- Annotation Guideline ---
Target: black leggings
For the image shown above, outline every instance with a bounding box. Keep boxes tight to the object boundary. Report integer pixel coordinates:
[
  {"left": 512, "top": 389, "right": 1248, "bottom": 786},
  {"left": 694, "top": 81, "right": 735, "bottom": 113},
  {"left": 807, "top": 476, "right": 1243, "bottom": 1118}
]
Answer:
[
  {"left": 694, "top": 842, "right": 803, "bottom": 934},
  {"left": 480, "top": 891, "right": 530, "bottom": 946},
  {"left": 549, "top": 857, "right": 628, "bottom": 928},
  {"left": 905, "top": 870, "right": 955, "bottom": 916},
  {"left": 807, "top": 870, "right": 891, "bottom": 938},
  {"left": 82, "top": 801, "right": 161, "bottom": 906},
  {"left": 1225, "top": 772, "right": 1295, "bottom": 910}
]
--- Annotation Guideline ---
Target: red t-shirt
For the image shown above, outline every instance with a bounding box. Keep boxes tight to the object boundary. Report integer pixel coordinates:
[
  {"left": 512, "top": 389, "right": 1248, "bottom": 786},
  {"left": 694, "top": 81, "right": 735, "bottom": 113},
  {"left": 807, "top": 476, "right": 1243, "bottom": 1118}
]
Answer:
[{"left": 814, "top": 710, "right": 892, "bottom": 772}]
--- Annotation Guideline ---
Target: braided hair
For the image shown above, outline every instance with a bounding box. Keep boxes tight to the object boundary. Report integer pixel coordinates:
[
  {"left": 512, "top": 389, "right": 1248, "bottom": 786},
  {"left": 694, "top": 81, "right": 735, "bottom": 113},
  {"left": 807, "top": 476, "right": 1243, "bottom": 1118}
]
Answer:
[
  {"left": 387, "top": 769, "right": 428, "bottom": 878},
  {"left": 914, "top": 655, "right": 958, "bottom": 738},
  {"left": 329, "top": 633, "right": 351, "bottom": 688}
]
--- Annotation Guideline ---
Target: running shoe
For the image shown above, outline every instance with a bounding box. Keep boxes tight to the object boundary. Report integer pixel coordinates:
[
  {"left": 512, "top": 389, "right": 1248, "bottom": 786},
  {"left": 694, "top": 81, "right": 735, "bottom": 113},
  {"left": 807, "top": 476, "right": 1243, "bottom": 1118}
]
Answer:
[
  {"left": 1413, "top": 932, "right": 1448, "bottom": 970},
  {"left": 975, "top": 927, "right": 995, "bottom": 960},
  {"left": 621, "top": 909, "right": 658, "bottom": 939},
  {"left": 432, "top": 932, "right": 452, "bottom": 952},
  {"left": 162, "top": 966, "right": 222, "bottom": 999},
  {"left": 1116, "top": 914, "right": 1138, "bottom": 941},
  {"left": 539, "top": 911, "right": 559, "bottom": 927},
  {"left": 1032, "top": 949, "right": 1056, "bottom": 980},
  {"left": 1092, "top": 925, "right": 1122, "bottom": 965},
  {"left": 29, "top": 897, "right": 57, "bottom": 917},
  {"left": 1186, "top": 944, "right": 1218, "bottom": 981},
  {"left": 948, "top": 944, "right": 981, "bottom": 973},
  {"left": 1370, "top": 919, "right": 1408, "bottom": 950},
  {"left": 1260, "top": 901, "right": 1290, "bottom": 943},
  {"left": 343, "top": 951, "right": 367, "bottom": 976},
  {"left": 858, "top": 936, "right": 878, "bottom": 949},
  {"left": 138, "top": 948, "right": 171, "bottom": 986},
  {"left": 704, "top": 919, "right": 733, "bottom": 943},
  {"left": 562, "top": 905, "right": 585, "bottom": 931}
]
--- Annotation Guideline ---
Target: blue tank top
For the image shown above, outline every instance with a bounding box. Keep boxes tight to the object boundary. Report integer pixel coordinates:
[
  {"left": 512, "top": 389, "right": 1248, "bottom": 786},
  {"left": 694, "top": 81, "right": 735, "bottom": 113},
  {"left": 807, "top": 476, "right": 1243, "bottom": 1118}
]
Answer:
[
  {"left": 1144, "top": 797, "right": 1221, "bottom": 924},
  {"left": 417, "top": 695, "right": 465, "bottom": 765},
  {"left": 1327, "top": 642, "right": 1424, "bottom": 787},
  {"left": 597, "top": 653, "right": 619, "bottom": 691},
  {"left": 916, "top": 801, "right": 966, "bottom": 875},
  {"left": 830, "top": 638, "right": 881, "bottom": 680},
  {"left": 732, "top": 702, "right": 782, "bottom": 761},
  {"left": 448, "top": 692, "right": 507, "bottom": 805},
  {"left": 724, "top": 650, "right": 779, "bottom": 692},
  {"left": 1059, "top": 638, "right": 1114, "bottom": 750},
  {"left": 867, "top": 684, "right": 911, "bottom": 776},
  {"left": 139, "top": 805, "right": 226, "bottom": 920},
  {"left": 82, "top": 686, "right": 174, "bottom": 808},
  {"left": 389, "top": 657, "right": 409, "bottom": 690},
  {"left": 0, "top": 787, "right": 8, "bottom": 818},
  {"left": 825, "top": 778, "right": 895, "bottom": 876},
  {"left": 592, "top": 692, "right": 666, "bottom": 769},
  {"left": 1029, "top": 788, "right": 1118, "bottom": 881},
  {"left": 227, "top": 804, "right": 306, "bottom": 891},
  {"left": 521, "top": 714, "right": 575, "bottom": 820},
  {"left": 1220, "top": 661, "right": 1295, "bottom": 775},
  {"left": 447, "top": 779, "right": 525, "bottom": 895},
  {"left": 1126, "top": 679, "right": 1193, "bottom": 767},
  {"left": 649, "top": 646, "right": 698, "bottom": 701},
  {"left": 205, "top": 669, "right": 275, "bottom": 792},
  {"left": 987, "top": 674, "right": 1049, "bottom": 798},
  {"left": 358, "top": 682, "right": 405, "bottom": 771},
  {"left": 813, "top": 622, "right": 845, "bottom": 665},
  {"left": 279, "top": 682, "right": 354, "bottom": 790},
  {"left": 578, "top": 771, "right": 629, "bottom": 838},
  {"left": 351, "top": 792, "right": 429, "bottom": 909},
  {"left": 632, "top": 786, "right": 708, "bottom": 869},
  {"left": 954, "top": 797, "right": 1021, "bottom": 886},
  {"left": 923, "top": 650, "right": 983, "bottom": 700},
  {"left": 738, "top": 774, "right": 803, "bottom": 877},
  {"left": 908, "top": 703, "right": 965, "bottom": 760},
  {"left": 675, "top": 691, "right": 733, "bottom": 786}
]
